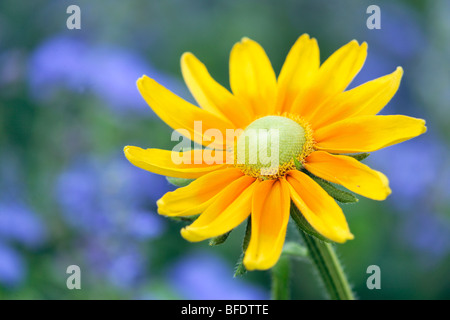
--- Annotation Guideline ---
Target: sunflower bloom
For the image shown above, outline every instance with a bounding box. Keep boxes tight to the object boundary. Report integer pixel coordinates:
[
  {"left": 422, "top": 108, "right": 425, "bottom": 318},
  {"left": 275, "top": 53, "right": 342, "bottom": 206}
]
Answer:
[{"left": 124, "top": 35, "right": 426, "bottom": 271}]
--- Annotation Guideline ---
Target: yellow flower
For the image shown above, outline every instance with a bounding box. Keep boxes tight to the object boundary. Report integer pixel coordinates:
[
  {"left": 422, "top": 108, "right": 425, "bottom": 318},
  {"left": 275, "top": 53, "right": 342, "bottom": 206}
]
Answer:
[{"left": 124, "top": 35, "right": 426, "bottom": 271}]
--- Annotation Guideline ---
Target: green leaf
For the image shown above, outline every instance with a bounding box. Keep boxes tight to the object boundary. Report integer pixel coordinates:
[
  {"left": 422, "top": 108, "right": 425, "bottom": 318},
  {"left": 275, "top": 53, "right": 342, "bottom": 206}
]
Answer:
[
  {"left": 209, "top": 231, "right": 231, "bottom": 246},
  {"left": 347, "top": 153, "right": 370, "bottom": 161},
  {"left": 166, "top": 176, "right": 195, "bottom": 187},
  {"left": 306, "top": 173, "right": 358, "bottom": 204},
  {"left": 234, "top": 218, "right": 252, "bottom": 277},
  {"left": 290, "top": 203, "right": 331, "bottom": 243},
  {"left": 282, "top": 242, "right": 308, "bottom": 259}
]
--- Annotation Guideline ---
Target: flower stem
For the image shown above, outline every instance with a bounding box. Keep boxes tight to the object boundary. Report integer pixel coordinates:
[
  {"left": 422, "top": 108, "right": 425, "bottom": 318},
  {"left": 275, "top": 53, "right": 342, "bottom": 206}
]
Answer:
[
  {"left": 271, "top": 254, "right": 290, "bottom": 300},
  {"left": 299, "top": 231, "right": 355, "bottom": 300}
]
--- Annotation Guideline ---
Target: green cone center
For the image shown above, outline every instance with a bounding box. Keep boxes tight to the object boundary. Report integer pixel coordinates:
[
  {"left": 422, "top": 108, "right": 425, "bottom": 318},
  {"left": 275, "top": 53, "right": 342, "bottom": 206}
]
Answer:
[{"left": 236, "top": 116, "right": 306, "bottom": 174}]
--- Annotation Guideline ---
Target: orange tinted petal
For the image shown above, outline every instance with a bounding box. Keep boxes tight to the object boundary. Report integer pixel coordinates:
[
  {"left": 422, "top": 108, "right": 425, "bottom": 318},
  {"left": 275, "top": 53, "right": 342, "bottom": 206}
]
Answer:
[
  {"left": 287, "top": 170, "right": 353, "bottom": 242},
  {"left": 181, "top": 176, "right": 257, "bottom": 241},
  {"left": 157, "top": 168, "right": 244, "bottom": 216},
  {"left": 304, "top": 151, "right": 391, "bottom": 200},
  {"left": 243, "top": 179, "right": 290, "bottom": 270}
]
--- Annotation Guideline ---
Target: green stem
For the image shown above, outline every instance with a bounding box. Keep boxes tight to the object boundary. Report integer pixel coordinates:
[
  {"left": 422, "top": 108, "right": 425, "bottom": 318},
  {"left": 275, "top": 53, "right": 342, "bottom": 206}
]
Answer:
[
  {"left": 271, "top": 255, "right": 290, "bottom": 300},
  {"left": 290, "top": 204, "right": 354, "bottom": 299},
  {"left": 299, "top": 231, "right": 354, "bottom": 300}
]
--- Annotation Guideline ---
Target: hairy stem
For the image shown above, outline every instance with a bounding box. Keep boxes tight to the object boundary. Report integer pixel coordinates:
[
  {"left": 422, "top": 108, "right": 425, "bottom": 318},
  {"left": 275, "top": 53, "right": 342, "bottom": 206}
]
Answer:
[
  {"left": 271, "top": 255, "right": 290, "bottom": 300},
  {"left": 299, "top": 231, "right": 354, "bottom": 300},
  {"left": 290, "top": 204, "right": 354, "bottom": 300}
]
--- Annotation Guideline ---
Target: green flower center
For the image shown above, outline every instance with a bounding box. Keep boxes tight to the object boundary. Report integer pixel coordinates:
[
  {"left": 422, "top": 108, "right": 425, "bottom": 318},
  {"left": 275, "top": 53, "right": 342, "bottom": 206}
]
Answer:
[{"left": 235, "top": 115, "right": 311, "bottom": 179}]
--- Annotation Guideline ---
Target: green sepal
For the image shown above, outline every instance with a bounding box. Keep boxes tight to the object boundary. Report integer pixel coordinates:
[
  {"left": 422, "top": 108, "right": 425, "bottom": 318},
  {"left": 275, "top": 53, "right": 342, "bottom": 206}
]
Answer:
[
  {"left": 167, "top": 215, "right": 198, "bottom": 222},
  {"left": 347, "top": 152, "right": 370, "bottom": 161},
  {"left": 166, "top": 176, "right": 195, "bottom": 187},
  {"left": 306, "top": 173, "right": 359, "bottom": 204},
  {"left": 290, "top": 203, "right": 331, "bottom": 243},
  {"left": 234, "top": 218, "right": 251, "bottom": 277},
  {"left": 282, "top": 241, "right": 308, "bottom": 259},
  {"left": 234, "top": 256, "right": 247, "bottom": 277},
  {"left": 241, "top": 217, "right": 252, "bottom": 252},
  {"left": 209, "top": 231, "right": 231, "bottom": 246}
]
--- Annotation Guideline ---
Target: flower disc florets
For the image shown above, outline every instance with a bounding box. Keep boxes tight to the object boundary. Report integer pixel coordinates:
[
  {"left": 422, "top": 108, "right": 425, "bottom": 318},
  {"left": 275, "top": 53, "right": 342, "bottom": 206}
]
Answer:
[{"left": 235, "top": 114, "right": 314, "bottom": 179}]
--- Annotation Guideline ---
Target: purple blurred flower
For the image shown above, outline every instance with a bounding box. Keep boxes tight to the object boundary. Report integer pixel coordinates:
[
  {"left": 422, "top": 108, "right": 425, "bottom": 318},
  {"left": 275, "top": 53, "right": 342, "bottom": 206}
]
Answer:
[
  {"left": 107, "top": 249, "right": 146, "bottom": 289},
  {"left": 349, "top": 51, "right": 393, "bottom": 89},
  {"left": 84, "top": 239, "right": 147, "bottom": 290},
  {"left": 365, "top": 3, "right": 425, "bottom": 60},
  {"left": 127, "top": 211, "right": 166, "bottom": 240},
  {"left": 28, "top": 36, "right": 89, "bottom": 95},
  {"left": 56, "top": 159, "right": 110, "bottom": 233},
  {"left": 28, "top": 35, "right": 184, "bottom": 114},
  {"left": 406, "top": 212, "right": 450, "bottom": 260},
  {"left": 0, "top": 202, "right": 46, "bottom": 248},
  {"left": 55, "top": 153, "right": 172, "bottom": 289},
  {"left": 168, "top": 251, "right": 269, "bottom": 300},
  {"left": 0, "top": 158, "right": 46, "bottom": 288},
  {"left": 56, "top": 154, "right": 171, "bottom": 236},
  {"left": 0, "top": 157, "right": 46, "bottom": 248},
  {"left": 370, "top": 134, "right": 444, "bottom": 209},
  {"left": 0, "top": 244, "right": 26, "bottom": 288},
  {"left": 350, "top": 2, "right": 426, "bottom": 115},
  {"left": 370, "top": 133, "right": 450, "bottom": 259}
]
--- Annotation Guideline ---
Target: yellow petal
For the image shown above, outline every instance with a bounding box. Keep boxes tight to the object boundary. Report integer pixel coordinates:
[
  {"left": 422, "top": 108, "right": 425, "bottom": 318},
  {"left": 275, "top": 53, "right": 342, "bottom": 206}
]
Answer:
[
  {"left": 304, "top": 151, "right": 391, "bottom": 200},
  {"left": 315, "top": 40, "right": 368, "bottom": 94},
  {"left": 181, "top": 176, "right": 257, "bottom": 242},
  {"left": 157, "top": 168, "right": 244, "bottom": 216},
  {"left": 311, "top": 67, "right": 403, "bottom": 128},
  {"left": 181, "top": 52, "right": 253, "bottom": 128},
  {"left": 315, "top": 115, "right": 427, "bottom": 153},
  {"left": 286, "top": 170, "right": 354, "bottom": 243},
  {"left": 137, "top": 75, "right": 235, "bottom": 149},
  {"left": 124, "top": 146, "right": 227, "bottom": 179},
  {"left": 243, "top": 179, "right": 290, "bottom": 271},
  {"left": 291, "top": 40, "right": 367, "bottom": 119},
  {"left": 276, "top": 34, "right": 320, "bottom": 113},
  {"left": 229, "top": 37, "right": 277, "bottom": 116}
]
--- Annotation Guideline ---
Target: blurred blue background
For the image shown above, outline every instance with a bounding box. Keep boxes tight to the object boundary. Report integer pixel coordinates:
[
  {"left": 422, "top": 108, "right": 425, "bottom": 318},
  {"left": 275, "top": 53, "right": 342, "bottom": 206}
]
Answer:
[{"left": 0, "top": 0, "right": 449, "bottom": 299}]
